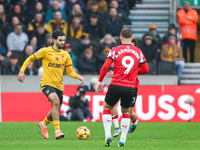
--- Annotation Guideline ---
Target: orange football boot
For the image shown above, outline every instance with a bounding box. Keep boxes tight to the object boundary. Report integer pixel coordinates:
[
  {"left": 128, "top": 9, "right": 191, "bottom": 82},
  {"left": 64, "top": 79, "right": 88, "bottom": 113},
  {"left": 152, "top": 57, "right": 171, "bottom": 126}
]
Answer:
[
  {"left": 38, "top": 122, "right": 49, "bottom": 139},
  {"left": 55, "top": 131, "right": 65, "bottom": 139}
]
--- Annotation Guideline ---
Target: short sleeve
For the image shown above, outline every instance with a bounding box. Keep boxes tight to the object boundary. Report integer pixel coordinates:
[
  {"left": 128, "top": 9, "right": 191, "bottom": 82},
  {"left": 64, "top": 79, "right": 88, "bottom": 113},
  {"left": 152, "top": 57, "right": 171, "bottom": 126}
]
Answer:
[
  {"left": 139, "top": 50, "right": 146, "bottom": 64},
  {"left": 107, "top": 48, "right": 116, "bottom": 60},
  {"left": 34, "top": 48, "right": 46, "bottom": 59},
  {"left": 65, "top": 52, "right": 73, "bottom": 67}
]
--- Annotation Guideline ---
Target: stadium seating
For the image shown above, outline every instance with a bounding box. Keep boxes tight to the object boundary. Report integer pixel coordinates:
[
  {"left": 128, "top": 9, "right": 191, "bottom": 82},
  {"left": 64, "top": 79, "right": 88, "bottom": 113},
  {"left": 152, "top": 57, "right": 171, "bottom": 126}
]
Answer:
[{"left": 158, "top": 61, "right": 176, "bottom": 75}]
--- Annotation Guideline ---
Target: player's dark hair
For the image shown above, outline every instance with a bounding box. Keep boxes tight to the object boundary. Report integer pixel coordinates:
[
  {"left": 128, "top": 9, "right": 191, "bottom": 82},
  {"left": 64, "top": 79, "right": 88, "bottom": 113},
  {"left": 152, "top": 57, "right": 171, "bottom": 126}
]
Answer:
[
  {"left": 120, "top": 28, "right": 133, "bottom": 38},
  {"left": 52, "top": 30, "right": 65, "bottom": 39},
  {"left": 132, "top": 38, "right": 138, "bottom": 46}
]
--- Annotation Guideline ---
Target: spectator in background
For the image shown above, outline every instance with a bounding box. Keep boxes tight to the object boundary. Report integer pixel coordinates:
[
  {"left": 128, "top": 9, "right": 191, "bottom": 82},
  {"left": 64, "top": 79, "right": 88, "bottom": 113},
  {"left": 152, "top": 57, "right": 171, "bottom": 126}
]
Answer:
[
  {"left": 117, "top": 0, "right": 129, "bottom": 15},
  {"left": 8, "top": 4, "right": 27, "bottom": 25},
  {"left": 0, "top": 4, "right": 7, "bottom": 26},
  {"left": 0, "top": 24, "right": 6, "bottom": 47},
  {"left": 127, "top": 0, "right": 137, "bottom": 10},
  {"left": 97, "top": 47, "right": 111, "bottom": 71},
  {"left": 162, "top": 23, "right": 184, "bottom": 49},
  {"left": 99, "top": 34, "right": 118, "bottom": 52},
  {"left": 40, "top": 33, "right": 53, "bottom": 48},
  {"left": 46, "top": 0, "right": 66, "bottom": 22},
  {"left": 65, "top": 0, "right": 85, "bottom": 16},
  {"left": 16, "top": 0, "right": 32, "bottom": 23},
  {"left": 1, "top": 53, "right": 20, "bottom": 75},
  {"left": 67, "top": 4, "right": 88, "bottom": 26},
  {"left": 18, "top": 45, "right": 34, "bottom": 66},
  {"left": 68, "top": 14, "right": 85, "bottom": 40},
  {"left": 108, "top": 0, "right": 131, "bottom": 24},
  {"left": 24, "top": 61, "right": 38, "bottom": 75},
  {"left": 177, "top": 1, "right": 198, "bottom": 62},
  {"left": 27, "top": 13, "right": 46, "bottom": 37},
  {"left": 34, "top": 2, "right": 46, "bottom": 19},
  {"left": 32, "top": 24, "right": 48, "bottom": 49},
  {"left": 86, "top": 1, "right": 102, "bottom": 22},
  {"left": 85, "top": 13, "right": 103, "bottom": 40},
  {"left": 142, "top": 24, "right": 162, "bottom": 49},
  {"left": 138, "top": 36, "right": 159, "bottom": 63},
  {"left": 64, "top": 43, "right": 77, "bottom": 68},
  {"left": 29, "top": 36, "right": 38, "bottom": 52},
  {"left": 102, "top": 8, "right": 123, "bottom": 40},
  {"left": 85, "top": 77, "right": 99, "bottom": 92},
  {"left": 68, "top": 86, "right": 95, "bottom": 122},
  {"left": 45, "top": 11, "right": 68, "bottom": 39},
  {"left": 87, "top": 0, "right": 108, "bottom": 14},
  {"left": 77, "top": 48, "right": 98, "bottom": 75},
  {"left": 49, "top": 0, "right": 66, "bottom": 11},
  {"left": 4, "top": 16, "right": 25, "bottom": 36},
  {"left": 160, "top": 35, "right": 185, "bottom": 81},
  {"left": 6, "top": 24, "right": 29, "bottom": 57},
  {"left": 76, "top": 33, "right": 99, "bottom": 56},
  {"left": 0, "top": 0, "right": 11, "bottom": 14}
]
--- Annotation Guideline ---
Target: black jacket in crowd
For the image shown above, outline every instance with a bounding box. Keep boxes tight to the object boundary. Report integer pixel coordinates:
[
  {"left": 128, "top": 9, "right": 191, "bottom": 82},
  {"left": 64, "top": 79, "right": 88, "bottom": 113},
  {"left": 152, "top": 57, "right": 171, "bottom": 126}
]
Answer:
[
  {"left": 138, "top": 41, "right": 159, "bottom": 62},
  {"left": 77, "top": 54, "right": 98, "bottom": 75},
  {"left": 69, "top": 95, "right": 89, "bottom": 109},
  {"left": 1, "top": 58, "right": 21, "bottom": 75}
]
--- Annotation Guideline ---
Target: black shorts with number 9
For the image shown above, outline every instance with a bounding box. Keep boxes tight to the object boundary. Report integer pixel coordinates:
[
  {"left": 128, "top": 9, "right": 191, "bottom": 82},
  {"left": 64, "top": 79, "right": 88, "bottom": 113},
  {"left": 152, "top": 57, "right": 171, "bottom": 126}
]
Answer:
[
  {"left": 105, "top": 84, "right": 138, "bottom": 108},
  {"left": 41, "top": 85, "right": 63, "bottom": 105}
]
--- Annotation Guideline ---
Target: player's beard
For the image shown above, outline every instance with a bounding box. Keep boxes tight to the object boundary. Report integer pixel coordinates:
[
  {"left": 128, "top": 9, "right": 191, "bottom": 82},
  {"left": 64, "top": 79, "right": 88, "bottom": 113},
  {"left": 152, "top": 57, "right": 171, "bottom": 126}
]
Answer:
[{"left": 56, "top": 43, "right": 63, "bottom": 49}]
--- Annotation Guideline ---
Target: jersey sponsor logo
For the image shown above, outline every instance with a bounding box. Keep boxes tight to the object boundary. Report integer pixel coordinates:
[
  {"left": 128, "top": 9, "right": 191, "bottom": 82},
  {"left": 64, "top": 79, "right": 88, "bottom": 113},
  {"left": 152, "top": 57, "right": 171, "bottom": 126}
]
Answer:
[
  {"left": 107, "top": 120, "right": 112, "bottom": 122},
  {"left": 48, "top": 63, "right": 64, "bottom": 69}
]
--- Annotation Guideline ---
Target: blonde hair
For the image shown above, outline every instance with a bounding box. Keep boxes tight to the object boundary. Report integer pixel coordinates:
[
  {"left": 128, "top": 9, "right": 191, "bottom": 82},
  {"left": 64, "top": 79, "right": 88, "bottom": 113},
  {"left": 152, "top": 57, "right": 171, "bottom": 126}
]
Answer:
[
  {"left": 0, "top": 5, "right": 6, "bottom": 23},
  {"left": 72, "top": 4, "right": 82, "bottom": 15}
]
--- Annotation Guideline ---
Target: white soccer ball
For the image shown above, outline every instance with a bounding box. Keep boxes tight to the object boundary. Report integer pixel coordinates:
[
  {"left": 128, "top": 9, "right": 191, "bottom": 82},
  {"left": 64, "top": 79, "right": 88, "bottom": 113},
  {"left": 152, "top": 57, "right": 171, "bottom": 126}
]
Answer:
[{"left": 186, "top": 96, "right": 194, "bottom": 105}]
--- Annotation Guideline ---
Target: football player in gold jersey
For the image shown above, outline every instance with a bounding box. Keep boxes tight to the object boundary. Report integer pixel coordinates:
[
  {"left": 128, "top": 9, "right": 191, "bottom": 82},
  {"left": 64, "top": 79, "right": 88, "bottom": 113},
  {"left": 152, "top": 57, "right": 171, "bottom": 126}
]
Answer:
[{"left": 18, "top": 30, "right": 84, "bottom": 139}]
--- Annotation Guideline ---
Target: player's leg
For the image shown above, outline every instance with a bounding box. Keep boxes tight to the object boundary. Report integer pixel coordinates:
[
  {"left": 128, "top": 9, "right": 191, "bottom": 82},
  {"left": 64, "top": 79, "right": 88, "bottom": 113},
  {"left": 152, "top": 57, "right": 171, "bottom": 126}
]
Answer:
[
  {"left": 103, "top": 102, "right": 113, "bottom": 146},
  {"left": 48, "top": 92, "right": 65, "bottom": 139},
  {"left": 128, "top": 108, "right": 139, "bottom": 133},
  {"left": 111, "top": 104, "right": 121, "bottom": 137},
  {"left": 119, "top": 107, "right": 131, "bottom": 147},
  {"left": 128, "top": 88, "right": 139, "bottom": 133},
  {"left": 103, "top": 85, "right": 120, "bottom": 146},
  {"left": 118, "top": 86, "right": 136, "bottom": 146}
]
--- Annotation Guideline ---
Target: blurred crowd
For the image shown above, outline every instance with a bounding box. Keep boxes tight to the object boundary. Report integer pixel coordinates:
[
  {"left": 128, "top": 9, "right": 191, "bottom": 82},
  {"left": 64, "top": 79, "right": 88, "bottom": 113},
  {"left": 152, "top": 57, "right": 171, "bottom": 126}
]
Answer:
[{"left": 0, "top": 0, "right": 198, "bottom": 82}]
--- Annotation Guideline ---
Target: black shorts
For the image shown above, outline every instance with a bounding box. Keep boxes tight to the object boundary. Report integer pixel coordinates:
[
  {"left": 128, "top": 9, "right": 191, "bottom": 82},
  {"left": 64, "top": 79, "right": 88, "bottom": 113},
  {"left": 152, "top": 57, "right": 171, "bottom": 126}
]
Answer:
[
  {"left": 41, "top": 85, "right": 63, "bottom": 105},
  {"left": 105, "top": 84, "right": 137, "bottom": 108}
]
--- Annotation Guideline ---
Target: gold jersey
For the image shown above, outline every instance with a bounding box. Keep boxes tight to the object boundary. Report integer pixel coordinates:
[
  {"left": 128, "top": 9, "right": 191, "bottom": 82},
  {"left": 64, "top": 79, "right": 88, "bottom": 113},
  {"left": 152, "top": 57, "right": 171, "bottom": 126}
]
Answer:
[{"left": 20, "top": 46, "right": 80, "bottom": 91}]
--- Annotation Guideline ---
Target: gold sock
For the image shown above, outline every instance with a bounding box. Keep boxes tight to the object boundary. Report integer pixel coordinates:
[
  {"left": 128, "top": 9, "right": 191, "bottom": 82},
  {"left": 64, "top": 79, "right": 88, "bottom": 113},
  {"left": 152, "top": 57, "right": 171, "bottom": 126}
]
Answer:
[
  {"left": 43, "top": 117, "right": 51, "bottom": 126},
  {"left": 53, "top": 120, "right": 60, "bottom": 131}
]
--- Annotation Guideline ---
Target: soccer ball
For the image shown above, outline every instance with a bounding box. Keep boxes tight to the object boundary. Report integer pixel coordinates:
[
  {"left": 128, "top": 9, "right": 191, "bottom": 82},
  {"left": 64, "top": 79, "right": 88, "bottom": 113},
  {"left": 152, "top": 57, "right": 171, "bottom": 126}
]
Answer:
[
  {"left": 187, "top": 96, "right": 194, "bottom": 104},
  {"left": 76, "top": 126, "right": 90, "bottom": 140}
]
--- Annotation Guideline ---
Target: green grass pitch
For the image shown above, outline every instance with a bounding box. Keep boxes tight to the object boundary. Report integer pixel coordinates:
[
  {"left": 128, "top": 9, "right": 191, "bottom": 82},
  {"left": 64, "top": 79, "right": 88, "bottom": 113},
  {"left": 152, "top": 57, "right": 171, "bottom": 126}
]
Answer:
[{"left": 0, "top": 122, "right": 200, "bottom": 150}]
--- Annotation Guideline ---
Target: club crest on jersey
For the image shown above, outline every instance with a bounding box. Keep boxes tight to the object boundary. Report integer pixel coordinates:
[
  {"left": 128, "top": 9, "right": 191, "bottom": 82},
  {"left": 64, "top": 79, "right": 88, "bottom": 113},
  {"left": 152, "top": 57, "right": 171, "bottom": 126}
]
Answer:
[{"left": 56, "top": 57, "right": 59, "bottom": 61}]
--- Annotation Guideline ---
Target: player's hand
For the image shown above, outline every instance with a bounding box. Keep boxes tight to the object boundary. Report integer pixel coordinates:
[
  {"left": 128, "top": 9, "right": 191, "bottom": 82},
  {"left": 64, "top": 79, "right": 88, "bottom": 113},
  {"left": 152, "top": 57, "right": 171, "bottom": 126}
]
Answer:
[
  {"left": 79, "top": 76, "right": 84, "bottom": 85},
  {"left": 106, "top": 70, "right": 114, "bottom": 78},
  {"left": 95, "top": 82, "right": 103, "bottom": 93},
  {"left": 17, "top": 71, "right": 25, "bottom": 83}
]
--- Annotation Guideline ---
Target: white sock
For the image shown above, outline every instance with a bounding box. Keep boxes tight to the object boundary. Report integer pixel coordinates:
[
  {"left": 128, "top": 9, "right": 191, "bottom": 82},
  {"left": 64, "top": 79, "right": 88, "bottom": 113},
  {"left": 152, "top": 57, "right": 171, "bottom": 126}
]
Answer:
[
  {"left": 103, "top": 112, "right": 112, "bottom": 137},
  {"left": 41, "top": 121, "right": 47, "bottom": 128},
  {"left": 120, "top": 114, "right": 130, "bottom": 142},
  {"left": 55, "top": 129, "right": 60, "bottom": 134},
  {"left": 113, "top": 118, "right": 119, "bottom": 128}
]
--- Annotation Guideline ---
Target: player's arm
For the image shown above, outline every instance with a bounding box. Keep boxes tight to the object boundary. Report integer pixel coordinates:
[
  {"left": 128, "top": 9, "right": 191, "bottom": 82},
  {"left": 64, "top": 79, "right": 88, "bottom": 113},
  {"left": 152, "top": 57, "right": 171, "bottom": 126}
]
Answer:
[
  {"left": 96, "top": 58, "right": 113, "bottom": 92},
  {"left": 17, "top": 54, "right": 36, "bottom": 82},
  {"left": 138, "top": 62, "right": 149, "bottom": 74}
]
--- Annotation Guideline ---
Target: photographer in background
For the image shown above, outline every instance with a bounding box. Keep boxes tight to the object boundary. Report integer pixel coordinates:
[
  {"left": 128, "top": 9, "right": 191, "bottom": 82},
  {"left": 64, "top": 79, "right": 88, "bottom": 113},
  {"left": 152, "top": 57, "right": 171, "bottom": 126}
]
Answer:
[{"left": 68, "top": 86, "right": 95, "bottom": 122}]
